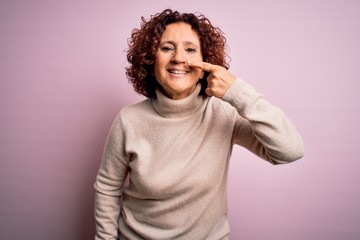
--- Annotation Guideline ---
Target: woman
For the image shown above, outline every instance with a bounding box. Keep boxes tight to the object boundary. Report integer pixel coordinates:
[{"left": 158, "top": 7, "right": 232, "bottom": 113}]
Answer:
[{"left": 94, "top": 9, "right": 304, "bottom": 240}]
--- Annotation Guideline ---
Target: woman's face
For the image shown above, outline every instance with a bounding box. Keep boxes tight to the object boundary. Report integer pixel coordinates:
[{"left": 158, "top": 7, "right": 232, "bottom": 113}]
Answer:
[{"left": 154, "top": 22, "right": 204, "bottom": 100}]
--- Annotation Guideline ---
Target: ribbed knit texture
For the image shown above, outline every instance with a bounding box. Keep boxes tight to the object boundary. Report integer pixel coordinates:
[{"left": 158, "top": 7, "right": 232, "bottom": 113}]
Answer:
[{"left": 94, "top": 78, "right": 304, "bottom": 240}]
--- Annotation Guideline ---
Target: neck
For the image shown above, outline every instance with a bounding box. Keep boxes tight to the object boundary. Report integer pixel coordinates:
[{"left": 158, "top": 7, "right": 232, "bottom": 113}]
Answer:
[{"left": 151, "top": 83, "right": 205, "bottom": 118}]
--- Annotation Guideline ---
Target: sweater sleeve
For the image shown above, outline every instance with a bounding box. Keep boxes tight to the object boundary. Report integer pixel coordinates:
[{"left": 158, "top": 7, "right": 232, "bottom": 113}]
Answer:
[
  {"left": 222, "top": 78, "right": 304, "bottom": 164},
  {"left": 94, "top": 113, "right": 130, "bottom": 239}
]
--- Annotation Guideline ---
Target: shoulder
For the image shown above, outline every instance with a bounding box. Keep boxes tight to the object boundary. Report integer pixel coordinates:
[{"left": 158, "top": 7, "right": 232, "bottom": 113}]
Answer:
[
  {"left": 120, "top": 99, "right": 152, "bottom": 116},
  {"left": 113, "top": 99, "right": 153, "bottom": 127}
]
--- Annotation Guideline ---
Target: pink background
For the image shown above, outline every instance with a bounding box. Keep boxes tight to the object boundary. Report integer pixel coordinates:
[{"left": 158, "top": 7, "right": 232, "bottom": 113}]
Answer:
[{"left": 1, "top": 1, "right": 359, "bottom": 239}]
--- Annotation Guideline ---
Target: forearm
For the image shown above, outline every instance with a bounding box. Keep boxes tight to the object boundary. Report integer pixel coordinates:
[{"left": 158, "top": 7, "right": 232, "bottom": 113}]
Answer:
[
  {"left": 94, "top": 166, "right": 127, "bottom": 239},
  {"left": 94, "top": 189, "right": 121, "bottom": 240},
  {"left": 223, "top": 78, "right": 304, "bottom": 164}
]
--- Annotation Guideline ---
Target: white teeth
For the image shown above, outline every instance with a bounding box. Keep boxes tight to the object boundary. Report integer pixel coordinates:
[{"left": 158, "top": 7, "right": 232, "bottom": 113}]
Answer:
[{"left": 169, "top": 70, "right": 188, "bottom": 74}]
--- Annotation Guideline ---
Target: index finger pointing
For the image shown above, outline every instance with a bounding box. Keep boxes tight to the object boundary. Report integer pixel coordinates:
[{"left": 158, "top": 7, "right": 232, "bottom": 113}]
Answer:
[{"left": 187, "top": 60, "right": 216, "bottom": 72}]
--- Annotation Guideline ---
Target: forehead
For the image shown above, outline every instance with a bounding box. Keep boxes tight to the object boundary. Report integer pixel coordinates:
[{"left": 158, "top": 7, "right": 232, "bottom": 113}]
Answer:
[{"left": 160, "top": 22, "right": 200, "bottom": 44}]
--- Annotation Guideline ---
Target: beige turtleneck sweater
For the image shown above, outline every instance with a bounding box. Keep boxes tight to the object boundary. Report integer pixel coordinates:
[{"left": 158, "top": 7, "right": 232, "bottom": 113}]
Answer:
[{"left": 94, "top": 78, "right": 304, "bottom": 240}]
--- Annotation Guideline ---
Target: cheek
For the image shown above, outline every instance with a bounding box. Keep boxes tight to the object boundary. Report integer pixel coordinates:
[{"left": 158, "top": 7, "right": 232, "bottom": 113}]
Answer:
[
  {"left": 193, "top": 68, "right": 204, "bottom": 79},
  {"left": 190, "top": 52, "right": 203, "bottom": 61},
  {"left": 154, "top": 54, "right": 168, "bottom": 72},
  {"left": 200, "top": 70, "right": 204, "bottom": 79}
]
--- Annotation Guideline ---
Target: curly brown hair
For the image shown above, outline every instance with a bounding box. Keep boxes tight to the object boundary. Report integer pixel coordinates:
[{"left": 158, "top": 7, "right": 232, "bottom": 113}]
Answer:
[{"left": 126, "top": 9, "right": 229, "bottom": 98}]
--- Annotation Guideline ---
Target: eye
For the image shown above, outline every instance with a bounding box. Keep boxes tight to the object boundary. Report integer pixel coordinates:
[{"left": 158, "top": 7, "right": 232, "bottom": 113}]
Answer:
[
  {"left": 186, "top": 47, "right": 197, "bottom": 53},
  {"left": 159, "top": 46, "right": 174, "bottom": 52}
]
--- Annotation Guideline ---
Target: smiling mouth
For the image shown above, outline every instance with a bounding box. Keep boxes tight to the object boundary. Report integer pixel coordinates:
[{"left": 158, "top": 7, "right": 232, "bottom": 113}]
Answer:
[{"left": 168, "top": 69, "right": 190, "bottom": 74}]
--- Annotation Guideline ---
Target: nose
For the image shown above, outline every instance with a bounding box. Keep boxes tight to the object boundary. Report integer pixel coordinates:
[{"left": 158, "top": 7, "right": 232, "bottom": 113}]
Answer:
[{"left": 171, "top": 49, "right": 186, "bottom": 63}]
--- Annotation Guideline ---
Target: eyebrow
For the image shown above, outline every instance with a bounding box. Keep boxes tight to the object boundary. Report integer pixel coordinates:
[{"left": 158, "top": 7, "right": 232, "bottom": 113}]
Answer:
[{"left": 159, "top": 40, "right": 200, "bottom": 46}]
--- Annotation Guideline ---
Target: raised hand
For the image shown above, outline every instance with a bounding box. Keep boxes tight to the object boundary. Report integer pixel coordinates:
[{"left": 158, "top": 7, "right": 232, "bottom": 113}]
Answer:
[{"left": 187, "top": 60, "right": 236, "bottom": 98}]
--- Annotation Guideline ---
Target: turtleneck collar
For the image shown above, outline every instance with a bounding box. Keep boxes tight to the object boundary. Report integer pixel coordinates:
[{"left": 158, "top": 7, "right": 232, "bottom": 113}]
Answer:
[{"left": 151, "top": 84, "right": 205, "bottom": 118}]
